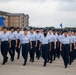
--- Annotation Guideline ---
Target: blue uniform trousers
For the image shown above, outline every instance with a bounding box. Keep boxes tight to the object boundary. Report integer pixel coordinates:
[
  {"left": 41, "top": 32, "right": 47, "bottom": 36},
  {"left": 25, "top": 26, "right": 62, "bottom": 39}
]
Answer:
[
  {"left": 42, "top": 44, "right": 49, "bottom": 66},
  {"left": 61, "top": 44, "right": 70, "bottom": 67},
  {"left": 1, "top": 41, "right": 9, "bottom": 64},
  {"left": 30, "top": 41, "right": 36, "bottom": 62},
  {"left": 36, "top": 40, "right": 41, "bottom": 59},
  {"left": 22, "top": 43, "right": 29, "bottom": 64},
  {"left": 56, "top": 41, "right": 60, "bottom": 59},
  {"left": 16, "top": 39, "right": 20, "bottom": 59},
  {"left": 49, "top": 42, "right": 54, "bottom": 63},
  {"left": 9, "top": 40, "right": 16, "bottom": 61},
  {"left": 72, "top": 43, "right": 75, "bottom": 61}
]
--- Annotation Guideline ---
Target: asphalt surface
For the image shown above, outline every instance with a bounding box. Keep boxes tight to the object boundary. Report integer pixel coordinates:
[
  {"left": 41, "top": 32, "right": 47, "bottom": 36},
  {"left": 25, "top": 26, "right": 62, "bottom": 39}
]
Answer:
[{"left": 0, "top": 53, "right": 76, "bottom": 75}]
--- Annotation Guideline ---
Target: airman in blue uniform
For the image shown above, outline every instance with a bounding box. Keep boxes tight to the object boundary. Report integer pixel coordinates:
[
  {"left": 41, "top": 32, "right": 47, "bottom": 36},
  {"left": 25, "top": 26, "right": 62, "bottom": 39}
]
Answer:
[
  {"left": 29, "top": 28, "right": 37, "bottom": 62},
  {"left": 15, "top": 27, "right": 22, "bottom": 59},
  {"left": 60, "top": 30, "right": 71, "bottom": 68},
  {"left": 20, "top": 28, "right": 30, "bottom": 66},
  {"left": 0, "top": 27, "right": 9, "bottom": 65},
  {"left": 9, "top": 27, "right": 16, "bottom": 62},
  {"left": 40, "top": 29, "right": 49, "bottom": 66}
]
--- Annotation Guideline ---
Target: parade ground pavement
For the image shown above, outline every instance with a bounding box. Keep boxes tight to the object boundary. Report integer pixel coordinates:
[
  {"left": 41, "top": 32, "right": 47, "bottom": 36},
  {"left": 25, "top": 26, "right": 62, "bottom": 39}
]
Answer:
[{"left": 0, "top": 53, "right": 76, "bottom": 75}]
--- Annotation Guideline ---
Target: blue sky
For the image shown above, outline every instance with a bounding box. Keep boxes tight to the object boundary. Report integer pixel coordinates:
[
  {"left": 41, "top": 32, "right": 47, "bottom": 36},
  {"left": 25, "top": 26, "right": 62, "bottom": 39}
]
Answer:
[{"left": 0, "top": 0, "right": 76, "bottom": 28}]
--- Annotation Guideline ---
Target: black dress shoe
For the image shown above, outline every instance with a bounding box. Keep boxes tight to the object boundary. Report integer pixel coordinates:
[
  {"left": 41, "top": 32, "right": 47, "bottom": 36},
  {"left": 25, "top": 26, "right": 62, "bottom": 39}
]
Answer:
[
  {"left": 65, "top": 65, "right": 67, "bottom": 68},
  {"left": 43, "top": 64, "right": 46, "bottom": 67},
  {"left": 17, "top": 57, "right": 19, "bottom": 59},
  {"left": 23, "top": 62, "right": 26, "bottom": 66},
  {"left": 50, "top": 61, "right": 52, "bottom": 63},
  {"left": 31, "top": 60, "right": 34, "bottom": 62},
  {"left": 2, "top": 62, "right": 5, "bottom": 65},
  {"left": 11, "top": 59, "right": 14, "bottom": 62}
]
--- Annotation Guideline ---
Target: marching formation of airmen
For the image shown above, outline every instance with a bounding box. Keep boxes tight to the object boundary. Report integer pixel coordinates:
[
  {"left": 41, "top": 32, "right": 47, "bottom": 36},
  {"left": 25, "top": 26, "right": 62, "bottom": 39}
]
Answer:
[{"left": 0, "top": 26, "right": 76, "bottom": 68}]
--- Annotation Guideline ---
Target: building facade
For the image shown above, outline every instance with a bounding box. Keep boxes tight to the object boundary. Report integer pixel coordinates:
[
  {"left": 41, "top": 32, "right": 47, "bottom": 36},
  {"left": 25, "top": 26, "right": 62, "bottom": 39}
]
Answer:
[{"left": 0, "top": 11, "right": 29, "bottom": 30}]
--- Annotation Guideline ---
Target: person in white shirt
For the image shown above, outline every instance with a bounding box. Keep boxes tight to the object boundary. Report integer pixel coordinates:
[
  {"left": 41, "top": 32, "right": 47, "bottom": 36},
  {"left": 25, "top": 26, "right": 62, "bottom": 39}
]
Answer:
[
  {"left": 60, "top": 30, "right": 71, "bottom": 68},
  {"left": 39, "top": 29, "right": 49, "bottom": 67},
  {"left": 35, "top": 29, "right": 41, "bottom": 60},
  {"left": 68, "top": 31, "right": 73, "bottom": 65},
  {"left": 52, "top": 29, "right": 57, "bottom": 61},
  {"left": 29, "top": 28, "right": 37, "bottom": 62},
  {"left": 15, "top": 27, "right": 22, "bottom": 59},
  {"left": 9, "top": 27, "right": 16, "bottom": 62},
  {"left": 71, "top": 31, "right": 75, "bottom": 62},
  {"left": 39, "top": 28, "right": 44, "bottom": 57},
  {"left": 56, "top": 29, "right": 61, "bottom": 59},
  {"left": 0, "top": 27, "right": 9, "bottom": 65},
  {"left": 20, "top": 28, "right": 30, "bottom": 66},
  {"left": 48, "top": 29, "right": 56, "bottom": 63},
  {"left": 47, "top": 28, "right": 53, "bottom": 63}
]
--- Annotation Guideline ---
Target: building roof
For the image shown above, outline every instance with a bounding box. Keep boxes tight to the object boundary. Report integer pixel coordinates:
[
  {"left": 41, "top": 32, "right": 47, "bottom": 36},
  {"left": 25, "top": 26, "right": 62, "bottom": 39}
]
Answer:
[
  {"left": 8, "top": 13, "right": 24, "bottom": 16},
  {"left": 0, "top": 11, "right": 10, "bottom": 15},
  {"left": 0, "top": 11, "right": 29, "bottom": 17}
]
